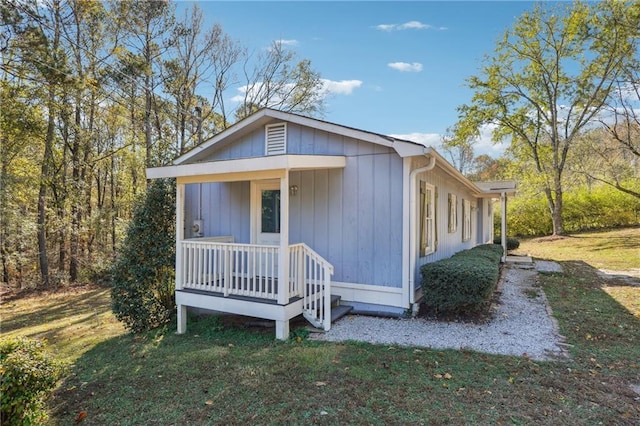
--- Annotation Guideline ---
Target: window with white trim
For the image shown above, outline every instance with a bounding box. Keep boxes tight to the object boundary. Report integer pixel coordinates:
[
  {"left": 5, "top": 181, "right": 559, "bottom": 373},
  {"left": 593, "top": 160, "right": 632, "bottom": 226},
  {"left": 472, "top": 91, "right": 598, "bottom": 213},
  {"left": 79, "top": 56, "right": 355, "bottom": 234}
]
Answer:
[
  {"left": 448, "top": 193, "right": 457, "bottom": 233},
  {"left": 265, "top": 123, "right": 286, "bottom": 155},
  {"left": 462, "top": 199, "right": 472, "bottom": 242},
  {"left": 420, "top": 181, "right": 435, "bottom": 256}
]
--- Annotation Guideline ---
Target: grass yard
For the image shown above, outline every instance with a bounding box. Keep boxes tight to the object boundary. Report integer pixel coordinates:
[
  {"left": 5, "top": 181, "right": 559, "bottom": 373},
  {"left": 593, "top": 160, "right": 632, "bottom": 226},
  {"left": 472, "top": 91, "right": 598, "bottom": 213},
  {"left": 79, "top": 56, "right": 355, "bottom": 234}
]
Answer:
[
  {"left": 515, "top": 227, "right": 640, "bottom": 271},
  {"left": 1, "top": 228, "right": 639, "bottom": 424}
]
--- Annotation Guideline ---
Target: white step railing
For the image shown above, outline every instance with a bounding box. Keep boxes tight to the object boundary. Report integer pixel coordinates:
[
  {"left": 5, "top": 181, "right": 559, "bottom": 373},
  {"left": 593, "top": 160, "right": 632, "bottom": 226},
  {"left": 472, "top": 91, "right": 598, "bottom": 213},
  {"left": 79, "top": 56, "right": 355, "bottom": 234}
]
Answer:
[
  {"left": 179, "top": 239, "right": 279, "bottom": 300},
  {"left": 290, "top": 243, "right": 334, "bottom": 331}
]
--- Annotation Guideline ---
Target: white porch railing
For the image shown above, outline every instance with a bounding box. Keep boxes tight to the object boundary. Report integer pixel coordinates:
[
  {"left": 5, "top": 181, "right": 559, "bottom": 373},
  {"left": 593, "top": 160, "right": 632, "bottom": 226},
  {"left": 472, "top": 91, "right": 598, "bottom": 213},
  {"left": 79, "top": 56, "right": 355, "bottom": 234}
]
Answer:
[
  {"left": 180, "top": 239, "right": 279, "bottom": 300},
  {"left": 290, "top": 243, "right": 334, "bottom": 331},
  {"left": 178, "top": 239, "right": 334, "bottom": 330}
]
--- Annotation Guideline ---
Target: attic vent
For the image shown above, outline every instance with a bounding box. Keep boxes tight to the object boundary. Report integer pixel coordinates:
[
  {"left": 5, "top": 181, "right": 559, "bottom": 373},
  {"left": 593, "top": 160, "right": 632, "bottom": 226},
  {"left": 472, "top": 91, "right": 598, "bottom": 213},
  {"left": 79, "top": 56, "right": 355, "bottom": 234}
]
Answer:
[{"left": 265, "top": 123, "right": 286, "bottom": 155}]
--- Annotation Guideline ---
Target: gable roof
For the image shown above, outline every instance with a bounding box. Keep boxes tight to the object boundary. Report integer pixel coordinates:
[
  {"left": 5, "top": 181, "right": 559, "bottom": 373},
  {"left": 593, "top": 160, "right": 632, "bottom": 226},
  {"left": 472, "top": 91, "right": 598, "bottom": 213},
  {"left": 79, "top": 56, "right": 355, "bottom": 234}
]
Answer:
[{"left": 174, "top": 108, "right": 428, "bottom": 165}]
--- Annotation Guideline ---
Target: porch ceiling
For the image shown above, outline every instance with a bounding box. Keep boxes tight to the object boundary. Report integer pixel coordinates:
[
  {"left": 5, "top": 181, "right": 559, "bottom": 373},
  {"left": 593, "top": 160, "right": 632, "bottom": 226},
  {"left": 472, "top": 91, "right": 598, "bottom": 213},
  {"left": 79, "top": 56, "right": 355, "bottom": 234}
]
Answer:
[{"left": 146, "top": 154, "right": 346, "bottom": 183}]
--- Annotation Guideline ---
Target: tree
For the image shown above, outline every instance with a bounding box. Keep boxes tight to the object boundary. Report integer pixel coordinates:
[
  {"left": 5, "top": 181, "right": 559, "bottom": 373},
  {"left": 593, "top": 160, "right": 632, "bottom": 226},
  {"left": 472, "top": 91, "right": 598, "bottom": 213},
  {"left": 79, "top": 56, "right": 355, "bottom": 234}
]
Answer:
[
  {"left": 454, "top": 1, "right": 638, "bottom": 235},
  {"left": 234, "top": 41, "right": 325, "bottom": 121},
  {"left": 111, "top": 178, "right": 175, "bottom": 332}
]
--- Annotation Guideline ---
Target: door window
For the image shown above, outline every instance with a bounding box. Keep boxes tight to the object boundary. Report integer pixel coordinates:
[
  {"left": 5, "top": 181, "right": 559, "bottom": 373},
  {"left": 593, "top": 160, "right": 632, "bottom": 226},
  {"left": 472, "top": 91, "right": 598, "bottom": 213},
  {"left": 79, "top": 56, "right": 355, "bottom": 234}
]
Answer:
[{"left": 261, "top": 190, "right": 281, "bottom": 233}]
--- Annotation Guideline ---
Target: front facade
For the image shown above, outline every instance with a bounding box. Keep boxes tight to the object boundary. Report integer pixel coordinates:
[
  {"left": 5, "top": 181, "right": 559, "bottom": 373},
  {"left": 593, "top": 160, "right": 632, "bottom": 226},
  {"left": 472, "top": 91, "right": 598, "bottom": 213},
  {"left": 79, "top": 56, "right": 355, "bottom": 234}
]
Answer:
[{"left": 147, "top": 109, "right": 515, "bottom": 339}]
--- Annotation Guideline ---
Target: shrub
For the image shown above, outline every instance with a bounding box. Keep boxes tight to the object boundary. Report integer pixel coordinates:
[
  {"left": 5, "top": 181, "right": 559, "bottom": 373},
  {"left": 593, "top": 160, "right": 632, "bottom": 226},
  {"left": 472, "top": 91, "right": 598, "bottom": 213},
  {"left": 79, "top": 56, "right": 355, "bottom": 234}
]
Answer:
[
  {"left": 111, "top": 178, "right": 176, "bottom": 332},
  {"left": 493, "top": 236, "right": 520, "bottom": 250},
  {"left": 421, "top": 245, "right": 503, "bottom": 315},
  {"left": 0, "top": 337, "right": 66, "bottom": 425}
]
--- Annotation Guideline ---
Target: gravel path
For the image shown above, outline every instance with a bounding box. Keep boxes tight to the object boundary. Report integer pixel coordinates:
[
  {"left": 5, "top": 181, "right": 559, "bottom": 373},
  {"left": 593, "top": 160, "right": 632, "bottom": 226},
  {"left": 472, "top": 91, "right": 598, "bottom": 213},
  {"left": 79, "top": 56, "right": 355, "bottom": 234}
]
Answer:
[{"left": 314, "top": 264, "right": 568, "bottom": 361}]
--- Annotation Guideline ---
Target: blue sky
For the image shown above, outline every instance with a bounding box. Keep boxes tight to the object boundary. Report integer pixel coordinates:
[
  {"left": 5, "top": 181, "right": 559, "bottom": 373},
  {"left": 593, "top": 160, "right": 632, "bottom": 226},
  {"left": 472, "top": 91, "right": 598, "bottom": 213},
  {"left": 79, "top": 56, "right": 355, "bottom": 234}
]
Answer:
[{"left": 178, "top": 1, "right": 541, "bottom": 156}]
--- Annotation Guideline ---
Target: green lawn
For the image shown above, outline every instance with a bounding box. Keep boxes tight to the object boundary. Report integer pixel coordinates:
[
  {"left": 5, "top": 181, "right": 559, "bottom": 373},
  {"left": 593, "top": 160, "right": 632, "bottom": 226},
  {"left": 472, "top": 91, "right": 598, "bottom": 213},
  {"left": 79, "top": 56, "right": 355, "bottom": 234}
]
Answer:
[
  {"left": 515, "top": 227, "right": 640, "bottom": 271},
  {"left": 2, "top": 228, "right": 639, "bottom": 424}
]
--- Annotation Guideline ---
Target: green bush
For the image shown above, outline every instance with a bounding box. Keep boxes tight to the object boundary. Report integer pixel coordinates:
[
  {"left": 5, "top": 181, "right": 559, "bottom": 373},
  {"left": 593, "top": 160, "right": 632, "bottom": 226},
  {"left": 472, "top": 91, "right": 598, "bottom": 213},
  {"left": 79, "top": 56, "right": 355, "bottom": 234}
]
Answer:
[
  {"left": 493, "top": 236, "right": 520, "bottom": 250},
  {"left": 111, "top": 178, "right": 176, "bottom": 333},
  {"left": 0, "top": 337, "right": 66, "bottom": 425},
  {"left": 421, "top": 244, "right": 503, "bottom": 315}
]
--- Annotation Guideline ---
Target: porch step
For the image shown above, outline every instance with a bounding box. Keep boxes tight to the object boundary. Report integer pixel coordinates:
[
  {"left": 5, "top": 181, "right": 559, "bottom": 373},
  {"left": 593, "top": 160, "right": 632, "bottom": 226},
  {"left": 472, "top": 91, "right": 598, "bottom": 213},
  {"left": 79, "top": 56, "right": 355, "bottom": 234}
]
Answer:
[
  {"left": 330, "top": 304, "right": 353, "bottom": 323},
  {"left": 330, "top": 294, "right": 341, "bottom": 306}
]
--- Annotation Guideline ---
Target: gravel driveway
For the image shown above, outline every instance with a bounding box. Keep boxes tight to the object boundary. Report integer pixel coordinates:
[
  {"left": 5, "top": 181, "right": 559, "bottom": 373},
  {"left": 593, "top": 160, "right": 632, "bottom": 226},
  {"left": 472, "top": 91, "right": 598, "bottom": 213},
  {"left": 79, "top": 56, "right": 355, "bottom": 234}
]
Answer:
[{"left": 313, "top": 264, "right": 568, "bottom": 361}]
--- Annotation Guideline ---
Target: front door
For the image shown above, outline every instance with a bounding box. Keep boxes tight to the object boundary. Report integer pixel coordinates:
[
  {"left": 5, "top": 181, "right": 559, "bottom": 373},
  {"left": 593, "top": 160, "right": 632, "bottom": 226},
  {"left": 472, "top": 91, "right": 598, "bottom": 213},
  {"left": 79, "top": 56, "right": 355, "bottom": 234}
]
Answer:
[
  {"left": 254, "top": 180, "right": 281, "bottom": 246},
  {"left": 251, "top": 180, "right": 281, "bottom": 277}
]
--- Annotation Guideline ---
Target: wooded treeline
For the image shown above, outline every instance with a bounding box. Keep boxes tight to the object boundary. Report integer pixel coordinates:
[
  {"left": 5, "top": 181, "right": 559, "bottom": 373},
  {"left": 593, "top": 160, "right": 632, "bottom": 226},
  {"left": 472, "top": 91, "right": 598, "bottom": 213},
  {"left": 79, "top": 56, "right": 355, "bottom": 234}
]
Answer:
[{"left": 1, "top": 0, "right": 325, "bottom": 288}]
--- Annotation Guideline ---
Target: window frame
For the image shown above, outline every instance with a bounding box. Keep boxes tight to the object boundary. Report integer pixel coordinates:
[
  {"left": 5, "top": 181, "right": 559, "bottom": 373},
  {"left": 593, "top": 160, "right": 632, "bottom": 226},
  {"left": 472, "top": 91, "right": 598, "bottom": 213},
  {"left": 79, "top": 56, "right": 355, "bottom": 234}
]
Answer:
[
  {"left": 462, "top": 199, "right": 472, "bottom": 242},
  {"left": 448, "top": 193, "right": 458, "bottom": 233},
  {"left": 420, "top": 181, "right": 436, "bottom": 257}
]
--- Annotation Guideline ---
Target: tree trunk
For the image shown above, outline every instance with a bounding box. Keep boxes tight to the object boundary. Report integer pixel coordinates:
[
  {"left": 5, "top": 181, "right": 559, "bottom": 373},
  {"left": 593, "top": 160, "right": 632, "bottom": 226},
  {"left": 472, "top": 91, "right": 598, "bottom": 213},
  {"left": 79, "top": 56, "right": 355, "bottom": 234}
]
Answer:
[
  {"left": 38, "top": 85, "right": 56, "bottom": 287},
  {"left": 1, "top": 162, "right": 9, "bottom": 285}
]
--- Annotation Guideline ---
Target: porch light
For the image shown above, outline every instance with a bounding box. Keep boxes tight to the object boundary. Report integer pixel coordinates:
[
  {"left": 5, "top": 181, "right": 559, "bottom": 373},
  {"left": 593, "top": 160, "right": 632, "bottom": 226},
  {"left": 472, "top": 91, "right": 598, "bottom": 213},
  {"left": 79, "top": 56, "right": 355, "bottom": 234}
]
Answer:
[{"left": 289, "top": 185, "right": 298, "bottom": 196}]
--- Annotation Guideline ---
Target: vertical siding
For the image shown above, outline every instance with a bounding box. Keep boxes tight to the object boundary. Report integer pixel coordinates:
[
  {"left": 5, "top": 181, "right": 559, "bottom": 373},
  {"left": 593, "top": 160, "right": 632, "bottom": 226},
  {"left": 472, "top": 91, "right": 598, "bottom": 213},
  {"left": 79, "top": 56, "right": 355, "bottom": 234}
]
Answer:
[
  {"left": 186, "top": 122, "right": 405, "bottom": 288},
  {"left": 201, "top": 128, "right": 265, "bottom": 161},
  {"left": 288, "top": 144, "right": 403, "bottom": 287},
  {"left": 412, "top": 157, "right": 484, "bottom": 285},
  {"left": 183, "top": 182, "right": 250, "bottom": 243}
]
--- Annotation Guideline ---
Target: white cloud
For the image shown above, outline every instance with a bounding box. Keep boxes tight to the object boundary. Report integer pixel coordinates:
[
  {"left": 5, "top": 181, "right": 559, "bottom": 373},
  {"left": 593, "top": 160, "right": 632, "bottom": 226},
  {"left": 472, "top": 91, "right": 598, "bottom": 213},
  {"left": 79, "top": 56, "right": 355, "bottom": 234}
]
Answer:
[
  {"left": 375, "top": 23, "right": 397, "bottom": 31},
  {"left": 474, "top": 123, "right": 507, "bottom": 157},
  {"left": 398, "top": 20, "right": 428, "bottom": 30},
  {"left": 390, "top": 132, "right": 442, "bottom": 148},
  {"left": 388, "top": 62, "right": 423, "bottom": 72},
  {"left": 321, "top": 79, "right": 363, "bottom": 95},
  {"left": 276, "top": 39, "right": 299, "bottom": 46},
  {"left": 391, "top": 125, "right": 507, "bottom": 158},
  {"left": 375, "top": 21, "right": 447, "bottom": 31}
]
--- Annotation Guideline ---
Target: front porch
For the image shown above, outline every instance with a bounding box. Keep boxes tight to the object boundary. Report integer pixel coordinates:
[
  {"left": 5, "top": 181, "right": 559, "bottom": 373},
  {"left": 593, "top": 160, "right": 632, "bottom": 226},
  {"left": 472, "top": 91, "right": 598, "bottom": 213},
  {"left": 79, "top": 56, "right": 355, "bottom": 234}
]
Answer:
[{"left": 175, "top": 238, "right": 334, "bottom": 339}]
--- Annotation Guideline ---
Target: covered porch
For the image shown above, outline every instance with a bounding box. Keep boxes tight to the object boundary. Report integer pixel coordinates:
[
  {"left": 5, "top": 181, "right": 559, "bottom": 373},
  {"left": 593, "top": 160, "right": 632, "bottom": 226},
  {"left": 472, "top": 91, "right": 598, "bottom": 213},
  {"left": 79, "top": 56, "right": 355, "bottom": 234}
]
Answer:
[{"left": 148, "top": 154, "right": 347, "bottom": 339}]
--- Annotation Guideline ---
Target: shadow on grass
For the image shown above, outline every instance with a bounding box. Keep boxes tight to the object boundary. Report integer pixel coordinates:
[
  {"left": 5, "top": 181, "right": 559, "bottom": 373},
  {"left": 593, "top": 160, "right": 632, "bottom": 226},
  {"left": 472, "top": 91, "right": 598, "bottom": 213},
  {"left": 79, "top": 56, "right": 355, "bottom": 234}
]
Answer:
[{"left": 2, "top": 288, "right": 112, "bottom": 334}]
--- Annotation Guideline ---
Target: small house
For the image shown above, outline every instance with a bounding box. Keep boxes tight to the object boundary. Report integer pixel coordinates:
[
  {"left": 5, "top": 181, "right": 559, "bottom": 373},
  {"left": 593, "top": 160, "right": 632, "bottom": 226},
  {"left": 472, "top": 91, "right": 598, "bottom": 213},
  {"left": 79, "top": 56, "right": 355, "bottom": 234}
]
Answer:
[{"left": 146, "top": 109, "right": 516, "bottom": 339}]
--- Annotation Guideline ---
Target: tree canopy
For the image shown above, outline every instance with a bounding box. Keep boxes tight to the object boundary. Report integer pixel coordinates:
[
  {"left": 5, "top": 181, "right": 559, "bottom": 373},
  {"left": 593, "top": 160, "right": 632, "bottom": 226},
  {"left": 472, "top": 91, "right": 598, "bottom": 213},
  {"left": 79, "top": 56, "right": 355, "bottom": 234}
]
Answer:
[{"left": 453, "top": 0, "right": 640, "bottom": 235}]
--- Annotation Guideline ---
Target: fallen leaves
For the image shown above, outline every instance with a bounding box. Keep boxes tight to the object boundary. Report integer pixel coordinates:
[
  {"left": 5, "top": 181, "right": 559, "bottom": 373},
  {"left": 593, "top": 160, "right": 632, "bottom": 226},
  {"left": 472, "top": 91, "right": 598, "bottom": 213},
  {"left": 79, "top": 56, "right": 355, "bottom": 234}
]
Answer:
[{"left": 74, "top": 410, "right": 87, "bottom": 424}]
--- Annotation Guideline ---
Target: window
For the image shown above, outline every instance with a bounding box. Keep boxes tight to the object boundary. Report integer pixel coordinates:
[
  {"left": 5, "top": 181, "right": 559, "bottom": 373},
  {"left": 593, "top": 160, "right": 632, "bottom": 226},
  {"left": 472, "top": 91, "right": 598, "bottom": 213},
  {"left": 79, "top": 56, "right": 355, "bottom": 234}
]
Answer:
[
  {"left": 261, "top": 190, "right": 281, "bottom": 233},
  {"left": 420, "top": 181, "right": 436, "bottom": 256},
  {"left": 462, "top": 199, "right": 472, "bottom": 242},
  {"left": 448, "top": 193, "right": 457, "bottom": 233}
]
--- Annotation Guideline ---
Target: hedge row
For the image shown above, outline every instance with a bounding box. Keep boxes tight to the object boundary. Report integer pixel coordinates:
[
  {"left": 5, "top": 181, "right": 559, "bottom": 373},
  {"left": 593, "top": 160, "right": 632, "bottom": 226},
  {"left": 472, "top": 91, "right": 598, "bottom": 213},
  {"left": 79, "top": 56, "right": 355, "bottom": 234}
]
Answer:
[{"left": 420, "top": 244, "right": 503, "bottom": 315}]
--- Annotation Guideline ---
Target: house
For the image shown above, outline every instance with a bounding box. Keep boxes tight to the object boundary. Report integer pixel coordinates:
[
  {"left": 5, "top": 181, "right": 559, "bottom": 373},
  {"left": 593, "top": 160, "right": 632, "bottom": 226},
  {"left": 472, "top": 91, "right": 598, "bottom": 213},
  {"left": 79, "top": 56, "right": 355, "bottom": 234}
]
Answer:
[{"left": 146, "top": 108, "right": 516, "bottom": 339}]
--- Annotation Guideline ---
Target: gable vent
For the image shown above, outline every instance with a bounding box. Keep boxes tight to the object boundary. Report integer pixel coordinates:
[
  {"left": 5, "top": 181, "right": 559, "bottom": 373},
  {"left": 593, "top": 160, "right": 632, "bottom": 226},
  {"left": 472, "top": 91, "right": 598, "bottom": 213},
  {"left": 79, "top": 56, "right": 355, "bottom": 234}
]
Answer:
[{"left": 265, "top": 123, "right": 286, "bottom": 155}]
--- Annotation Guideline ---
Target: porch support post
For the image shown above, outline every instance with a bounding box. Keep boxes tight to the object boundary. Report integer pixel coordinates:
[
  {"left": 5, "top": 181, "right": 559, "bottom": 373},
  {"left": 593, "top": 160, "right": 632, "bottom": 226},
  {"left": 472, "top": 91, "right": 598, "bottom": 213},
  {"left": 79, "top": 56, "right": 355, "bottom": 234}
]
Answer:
[
  {"left": 501, "top": 192, "right": 507, "bottom": 262},
  {"left": 277, "top": 172, "right": 290, "bottom": 307},
  {"left": 177, "top": 304, "right": 187, "bottom": 334},
  {"left": 176, "top": 182, "right": 185, "bottom": 290},
  {"left": 175, "top": 181, "right": 187, "bottom": 335},
  {"left": 275, "top": 320, "right": 290, "bottom": 340}
]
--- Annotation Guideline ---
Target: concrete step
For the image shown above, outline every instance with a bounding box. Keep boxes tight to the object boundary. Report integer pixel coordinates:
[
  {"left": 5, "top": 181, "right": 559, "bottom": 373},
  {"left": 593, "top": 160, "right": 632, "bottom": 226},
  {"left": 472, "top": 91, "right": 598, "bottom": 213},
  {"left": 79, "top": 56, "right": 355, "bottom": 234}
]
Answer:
[{"left": 330, "top": 304, "right": 353, "bottom": 323}]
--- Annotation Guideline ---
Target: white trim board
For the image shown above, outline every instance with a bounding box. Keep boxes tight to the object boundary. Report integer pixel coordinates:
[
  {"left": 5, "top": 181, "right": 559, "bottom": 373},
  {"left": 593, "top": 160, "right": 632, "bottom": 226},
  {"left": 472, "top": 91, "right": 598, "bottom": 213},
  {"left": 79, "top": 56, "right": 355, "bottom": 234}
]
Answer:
[
  {"left": 147, "top": 154, "right": 346, "bottom": 180},
  {"left": 331, "top": 281, "right": 405, "bottom": 309}
]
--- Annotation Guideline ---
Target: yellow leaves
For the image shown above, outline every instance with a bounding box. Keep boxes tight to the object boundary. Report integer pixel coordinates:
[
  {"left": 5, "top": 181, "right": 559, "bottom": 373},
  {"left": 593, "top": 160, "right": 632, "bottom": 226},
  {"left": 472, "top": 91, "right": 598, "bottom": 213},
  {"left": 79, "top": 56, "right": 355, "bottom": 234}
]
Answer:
[{"left": 434, "top": 372, "right": 453, "bottom": 380}]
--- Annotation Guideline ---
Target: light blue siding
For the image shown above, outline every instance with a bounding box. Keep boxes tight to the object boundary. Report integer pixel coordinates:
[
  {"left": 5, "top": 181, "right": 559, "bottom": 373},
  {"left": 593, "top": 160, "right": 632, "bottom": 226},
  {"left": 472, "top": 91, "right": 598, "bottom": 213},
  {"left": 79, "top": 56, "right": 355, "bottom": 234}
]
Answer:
[
  {"left": 199, "top": 121, "right": 371, "bottom": 160},
  {"left": 184, "top": 182, "right": 250, "bottom": 243},
  {"left": 412, "top": 156, "right": 483, "bottom": 288},
  {"left": 287, "top": 134, "right": 403, "bottom": 287}
]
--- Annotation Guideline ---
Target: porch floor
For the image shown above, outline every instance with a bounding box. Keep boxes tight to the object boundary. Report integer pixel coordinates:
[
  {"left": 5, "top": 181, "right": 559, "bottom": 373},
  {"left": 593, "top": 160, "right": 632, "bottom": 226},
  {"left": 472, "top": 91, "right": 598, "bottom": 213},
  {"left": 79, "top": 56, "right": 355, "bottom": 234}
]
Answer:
[{"left": 177, "top": 286, "right": 301, "bottom": 305}]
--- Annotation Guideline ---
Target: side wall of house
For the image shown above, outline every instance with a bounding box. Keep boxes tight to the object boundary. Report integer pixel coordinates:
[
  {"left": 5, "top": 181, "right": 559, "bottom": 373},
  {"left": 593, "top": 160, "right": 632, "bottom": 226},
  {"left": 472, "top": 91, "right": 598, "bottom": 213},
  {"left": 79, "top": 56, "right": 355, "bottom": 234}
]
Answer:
[{"left": 411, "top": 156, "right": 481, "bottom": 288}]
